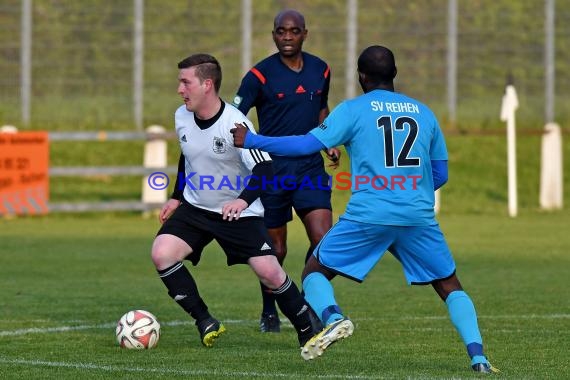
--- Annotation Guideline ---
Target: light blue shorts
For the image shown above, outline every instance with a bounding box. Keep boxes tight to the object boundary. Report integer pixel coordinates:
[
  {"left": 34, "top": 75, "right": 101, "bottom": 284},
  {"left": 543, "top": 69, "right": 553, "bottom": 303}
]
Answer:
[{"left": 313, "top": 218, "right": 456, "bottom": 284}]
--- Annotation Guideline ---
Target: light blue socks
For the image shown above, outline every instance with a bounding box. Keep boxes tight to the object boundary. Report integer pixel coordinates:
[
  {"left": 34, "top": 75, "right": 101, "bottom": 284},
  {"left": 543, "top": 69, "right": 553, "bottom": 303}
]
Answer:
[
  {"left": 446, "top": 290, "right": 487, "bottom": 364},
  {"left": 303, "top": 272, "right": 344, "bottom": 326}
]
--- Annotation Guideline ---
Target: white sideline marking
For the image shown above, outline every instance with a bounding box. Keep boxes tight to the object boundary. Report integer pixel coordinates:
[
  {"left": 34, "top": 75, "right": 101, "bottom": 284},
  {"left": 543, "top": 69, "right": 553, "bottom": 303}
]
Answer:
[
  {"left": 0, "top": 357, "right": 378, "bottom": 379},
  {"left": 0, "top": 323, "right": 116, "bottom": 337},
  {"left": 1, "top": 314, "right": 567, "bottom": 337},
  {"left": 0, "top": 319, "right": 264, "bottom": 337},
  {"left": 368, "top": 313, "right": 570, "bottom": 321},
  {"left": 0, "top": 319, "right": 243, "bottom": 337}
]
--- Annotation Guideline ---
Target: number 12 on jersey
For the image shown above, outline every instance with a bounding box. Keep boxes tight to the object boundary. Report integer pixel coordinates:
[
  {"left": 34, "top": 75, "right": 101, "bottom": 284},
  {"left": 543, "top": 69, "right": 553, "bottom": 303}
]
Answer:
[{"left": 377, "top": 115, "right": 420, "bottom": 168}]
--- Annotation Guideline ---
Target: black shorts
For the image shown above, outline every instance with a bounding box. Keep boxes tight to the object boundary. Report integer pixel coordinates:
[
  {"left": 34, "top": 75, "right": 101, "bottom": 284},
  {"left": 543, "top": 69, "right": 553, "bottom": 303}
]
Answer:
[
  {"left": 157, "top": 200, "right": 275, "bottom": 266},
  {"left": 262, "top": 155, "right": 332, "bottom": 228}
]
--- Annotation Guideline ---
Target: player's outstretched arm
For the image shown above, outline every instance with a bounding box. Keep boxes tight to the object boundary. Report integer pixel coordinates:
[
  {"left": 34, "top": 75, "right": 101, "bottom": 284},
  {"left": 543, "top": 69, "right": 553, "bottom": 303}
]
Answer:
[{"left": 231, "top": 123, "right": 326, "bottom": 156}]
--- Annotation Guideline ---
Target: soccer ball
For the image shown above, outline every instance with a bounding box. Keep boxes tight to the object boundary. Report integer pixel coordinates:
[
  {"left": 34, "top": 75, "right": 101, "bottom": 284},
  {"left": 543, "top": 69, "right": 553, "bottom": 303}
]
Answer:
[{"left": 116, "top": 310, "right": 160, "bottom": 349}]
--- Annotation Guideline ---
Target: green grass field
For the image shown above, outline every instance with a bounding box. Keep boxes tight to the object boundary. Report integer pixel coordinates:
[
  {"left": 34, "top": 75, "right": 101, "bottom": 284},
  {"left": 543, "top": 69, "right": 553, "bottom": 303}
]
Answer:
[
  {"left": 1, "top": 210, "right": 569, "bottom": 379},
  {"left": 2, "top": 130, "right": 569, "bottom": 378}
]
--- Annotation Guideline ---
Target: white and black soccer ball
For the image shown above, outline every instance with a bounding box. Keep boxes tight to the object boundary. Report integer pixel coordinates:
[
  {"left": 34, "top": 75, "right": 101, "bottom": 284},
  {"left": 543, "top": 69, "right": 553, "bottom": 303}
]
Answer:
[{"left": 116, "top": 310, "right": 160, "bottom": 349}]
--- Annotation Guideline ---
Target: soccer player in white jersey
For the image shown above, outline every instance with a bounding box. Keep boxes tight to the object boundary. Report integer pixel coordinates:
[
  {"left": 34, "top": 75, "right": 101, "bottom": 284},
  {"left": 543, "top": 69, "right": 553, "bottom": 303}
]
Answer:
[
  {"left": 151, "top": 53, "right": 319, "bottom": 349},
  {"left": 231, "top": 46, "right": 498, "bottom": 373}
]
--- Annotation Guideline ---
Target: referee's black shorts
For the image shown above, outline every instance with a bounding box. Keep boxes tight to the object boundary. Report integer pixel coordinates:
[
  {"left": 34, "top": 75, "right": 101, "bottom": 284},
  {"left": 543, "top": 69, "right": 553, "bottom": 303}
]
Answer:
[{"left": 157, "top": 199, "right": 276, "bottom": 266}]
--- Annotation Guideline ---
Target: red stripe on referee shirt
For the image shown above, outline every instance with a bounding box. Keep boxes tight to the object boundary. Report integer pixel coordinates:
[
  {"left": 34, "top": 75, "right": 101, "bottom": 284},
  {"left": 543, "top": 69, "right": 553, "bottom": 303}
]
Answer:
[
  {"left": 324, "top": 65, "right": 330, "bottom": 79},
  {"left": 250, "top": 68, "right": 266, "bottom": 84}
]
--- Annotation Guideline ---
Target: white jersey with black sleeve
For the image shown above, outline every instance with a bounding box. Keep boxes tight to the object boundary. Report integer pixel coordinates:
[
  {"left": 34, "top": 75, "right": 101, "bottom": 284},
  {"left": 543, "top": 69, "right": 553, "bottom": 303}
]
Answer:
[{"left": 175, "top": 101, "right": 271, "bottom": 217}]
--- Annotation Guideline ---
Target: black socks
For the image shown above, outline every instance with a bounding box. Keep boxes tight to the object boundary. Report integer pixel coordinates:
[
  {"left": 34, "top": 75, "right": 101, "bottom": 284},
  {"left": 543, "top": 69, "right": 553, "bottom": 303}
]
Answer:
[{"left": 158, "top": 262, "right": 211, "bottom": 322}]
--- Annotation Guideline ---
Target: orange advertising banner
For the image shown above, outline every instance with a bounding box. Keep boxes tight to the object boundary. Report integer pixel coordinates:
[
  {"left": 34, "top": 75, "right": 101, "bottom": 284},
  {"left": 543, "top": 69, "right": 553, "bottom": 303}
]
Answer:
[{"left": 0, "top": 131, "right": 49, "bottom": 215}]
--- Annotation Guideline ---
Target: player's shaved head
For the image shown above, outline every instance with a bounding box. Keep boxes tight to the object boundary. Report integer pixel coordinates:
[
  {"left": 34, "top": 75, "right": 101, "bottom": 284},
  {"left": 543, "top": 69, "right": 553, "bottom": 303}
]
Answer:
[
  {"left": 358, "top": 45, "right": 397, "bottom": 82},
  {"left": 357, "top": 45, "right": 397, "bottom": 92},
  {"left": 274, "top": 9, "right": 305, "bottom": 29}
]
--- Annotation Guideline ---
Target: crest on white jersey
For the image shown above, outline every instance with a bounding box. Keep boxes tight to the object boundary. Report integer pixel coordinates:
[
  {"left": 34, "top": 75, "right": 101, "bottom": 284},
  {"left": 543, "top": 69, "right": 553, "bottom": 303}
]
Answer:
[{"left": 212, "top": 136, "right": 227, "bottom": 154}]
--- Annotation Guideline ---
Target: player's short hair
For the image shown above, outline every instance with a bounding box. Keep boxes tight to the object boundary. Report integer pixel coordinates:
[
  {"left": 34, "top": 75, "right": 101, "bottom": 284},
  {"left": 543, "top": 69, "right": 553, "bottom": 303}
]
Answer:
[
  {"left": 357, "top": 45, "right": 397, "bottom": 84},
  {"left": 177, "top": 54, "right": 222, "bottom": 92}
]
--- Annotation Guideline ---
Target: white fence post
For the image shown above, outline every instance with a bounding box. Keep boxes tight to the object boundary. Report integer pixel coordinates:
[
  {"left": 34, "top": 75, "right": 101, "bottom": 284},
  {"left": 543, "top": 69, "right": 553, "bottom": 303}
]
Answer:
[
  {"left": 434, "top": 189, "right": 441, "bottom": 214},
  {"left": 539, "top": 122, "right": 563, "bottom": 210},
  {"left": 1, "top": 125, "right": 18, "bottom": 133},
  {"left": 500, "top": 82, "right": 519, "bottom": 218},
  {"left": 142, "top": 125, "right": 168, "bottom": 207}
]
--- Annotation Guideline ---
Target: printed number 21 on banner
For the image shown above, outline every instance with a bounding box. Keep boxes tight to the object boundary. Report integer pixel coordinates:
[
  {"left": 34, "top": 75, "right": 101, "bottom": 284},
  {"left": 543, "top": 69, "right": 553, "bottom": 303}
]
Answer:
[{"left": 0, "top": 131, "right": 49, "bottom": 215}]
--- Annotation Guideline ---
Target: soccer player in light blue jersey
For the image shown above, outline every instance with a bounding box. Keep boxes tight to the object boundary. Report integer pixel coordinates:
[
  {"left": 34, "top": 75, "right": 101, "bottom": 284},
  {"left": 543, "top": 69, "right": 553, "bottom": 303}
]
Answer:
[{"left": 231, "top": 45, "right": 498, "bottom": 373}]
